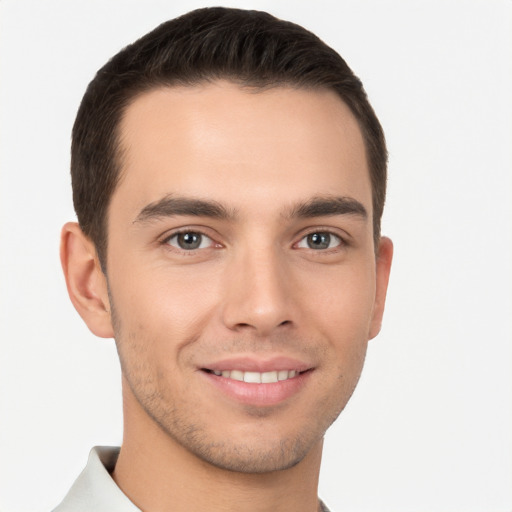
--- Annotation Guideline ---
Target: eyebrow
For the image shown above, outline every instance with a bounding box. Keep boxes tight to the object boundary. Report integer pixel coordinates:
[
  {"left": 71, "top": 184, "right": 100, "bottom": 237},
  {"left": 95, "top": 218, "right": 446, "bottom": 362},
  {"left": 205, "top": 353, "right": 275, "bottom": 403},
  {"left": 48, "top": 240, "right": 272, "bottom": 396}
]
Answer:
[
  {"left": 287, "top": 196, "right": 368, "bottom": 220},
  {"left": 134, "top": 195, "right": 235, "bottom": 224},
  {"left": 133, "top": 194, "right": 367, "bottom": 225}
]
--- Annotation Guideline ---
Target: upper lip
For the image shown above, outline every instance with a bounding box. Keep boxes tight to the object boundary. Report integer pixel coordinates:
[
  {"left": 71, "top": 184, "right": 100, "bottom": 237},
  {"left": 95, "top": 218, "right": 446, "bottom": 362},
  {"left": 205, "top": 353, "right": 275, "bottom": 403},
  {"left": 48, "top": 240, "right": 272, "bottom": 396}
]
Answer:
[{"left": 200, "top": 355, "right": 313, "bottom": 373}]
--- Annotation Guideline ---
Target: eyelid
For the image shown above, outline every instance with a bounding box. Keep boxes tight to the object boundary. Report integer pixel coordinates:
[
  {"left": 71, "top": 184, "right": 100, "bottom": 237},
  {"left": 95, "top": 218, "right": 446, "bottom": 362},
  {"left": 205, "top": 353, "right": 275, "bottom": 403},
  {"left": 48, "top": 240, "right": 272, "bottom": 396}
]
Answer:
[
  {"left": 160, "top": 226, "right": 223, "bottom": 251},
  {"left": 167, "top": 232, "right": 214, "bottom": 250},
  {"left": 293, "top": 227, "right": 350, "bottom": 250}
]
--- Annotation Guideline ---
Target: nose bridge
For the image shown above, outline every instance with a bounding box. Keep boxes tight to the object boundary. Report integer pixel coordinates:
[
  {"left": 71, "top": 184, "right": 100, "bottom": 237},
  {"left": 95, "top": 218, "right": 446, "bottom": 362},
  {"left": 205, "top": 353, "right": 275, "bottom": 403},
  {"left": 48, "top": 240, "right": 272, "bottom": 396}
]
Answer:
[{"left": 221, "top": 239, "right": 293, "bottom": 335}]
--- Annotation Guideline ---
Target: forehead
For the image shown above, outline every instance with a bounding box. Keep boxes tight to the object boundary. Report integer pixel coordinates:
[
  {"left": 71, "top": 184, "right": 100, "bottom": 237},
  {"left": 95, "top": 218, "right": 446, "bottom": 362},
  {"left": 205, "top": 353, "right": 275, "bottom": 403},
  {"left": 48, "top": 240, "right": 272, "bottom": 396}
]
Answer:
[{"left": 113, "top": 81, "right": 371, "bottom": 218}]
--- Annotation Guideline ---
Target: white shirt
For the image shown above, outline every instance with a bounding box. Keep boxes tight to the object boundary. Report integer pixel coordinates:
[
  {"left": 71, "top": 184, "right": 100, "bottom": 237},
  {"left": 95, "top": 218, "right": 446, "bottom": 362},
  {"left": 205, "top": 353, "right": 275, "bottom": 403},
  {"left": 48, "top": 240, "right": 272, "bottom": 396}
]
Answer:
[
  {"left": 53, "top": 446, "right": 331, "bottom": 511},
  {"left": 53, "top": 447, "right": 140, "bottom": 512}
]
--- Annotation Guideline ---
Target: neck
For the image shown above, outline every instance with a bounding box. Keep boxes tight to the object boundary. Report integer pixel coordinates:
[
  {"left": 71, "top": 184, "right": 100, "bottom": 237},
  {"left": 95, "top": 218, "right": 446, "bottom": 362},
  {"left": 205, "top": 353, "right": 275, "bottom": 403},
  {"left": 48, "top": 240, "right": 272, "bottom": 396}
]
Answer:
[{"left": 113, "top": 381, "right": 324, "bottom": 512}]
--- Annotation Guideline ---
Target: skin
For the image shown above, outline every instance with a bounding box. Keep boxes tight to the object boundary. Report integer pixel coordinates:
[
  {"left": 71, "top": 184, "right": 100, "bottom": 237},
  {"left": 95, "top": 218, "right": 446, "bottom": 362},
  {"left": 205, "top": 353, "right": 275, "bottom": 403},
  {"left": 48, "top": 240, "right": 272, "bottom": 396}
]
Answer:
[{"left": 61, "top": 81, "right": 393, "bottom": 512}]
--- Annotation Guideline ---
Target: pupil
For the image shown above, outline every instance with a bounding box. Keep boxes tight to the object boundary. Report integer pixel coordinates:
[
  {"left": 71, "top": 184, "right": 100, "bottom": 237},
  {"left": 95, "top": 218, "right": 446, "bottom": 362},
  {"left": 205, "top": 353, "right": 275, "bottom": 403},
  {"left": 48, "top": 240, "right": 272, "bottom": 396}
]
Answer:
[
  {"left": 308, "top": 232, "right": 330, "bottom": 250},
  {"left": 178, "top": 232, "right": 201, "bottom": 249}
]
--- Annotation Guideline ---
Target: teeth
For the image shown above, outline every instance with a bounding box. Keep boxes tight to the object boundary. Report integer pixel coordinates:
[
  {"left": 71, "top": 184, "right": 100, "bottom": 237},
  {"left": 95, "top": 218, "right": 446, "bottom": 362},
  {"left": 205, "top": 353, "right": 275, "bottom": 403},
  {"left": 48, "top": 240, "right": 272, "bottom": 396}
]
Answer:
[
  {"left": 211, "top": 369, "right": 300, "bottom": 383},
  {"left": 278, "top": 370, "right": 289, "bottom": 381},
  {"left": 230, "top": 370, "right": 244, "bottom": 381},
  {"left": 261, "top": 371, "right": 278, "bottom": 383},
  {"left": 244, "top": 371, "right": 261, "bottom": 383}
]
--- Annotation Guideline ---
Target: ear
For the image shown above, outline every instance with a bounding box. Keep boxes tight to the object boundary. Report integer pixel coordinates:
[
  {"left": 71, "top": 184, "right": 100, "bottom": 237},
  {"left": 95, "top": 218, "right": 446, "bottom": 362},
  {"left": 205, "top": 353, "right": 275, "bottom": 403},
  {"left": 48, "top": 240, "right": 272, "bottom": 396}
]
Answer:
[
  {"left": 60, "top": 222, "right": 114, "bottom": 338},
  {"left": 369, "top": 236, "right": 393, "bottom": 340}
]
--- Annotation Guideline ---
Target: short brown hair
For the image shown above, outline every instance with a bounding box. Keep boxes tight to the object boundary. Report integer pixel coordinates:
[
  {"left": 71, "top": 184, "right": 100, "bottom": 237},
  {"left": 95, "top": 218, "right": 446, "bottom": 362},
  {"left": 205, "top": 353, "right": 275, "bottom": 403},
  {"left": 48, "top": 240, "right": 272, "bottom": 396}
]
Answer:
[{"left": 71, "top": 7, "right": 387, "bottom": 269}]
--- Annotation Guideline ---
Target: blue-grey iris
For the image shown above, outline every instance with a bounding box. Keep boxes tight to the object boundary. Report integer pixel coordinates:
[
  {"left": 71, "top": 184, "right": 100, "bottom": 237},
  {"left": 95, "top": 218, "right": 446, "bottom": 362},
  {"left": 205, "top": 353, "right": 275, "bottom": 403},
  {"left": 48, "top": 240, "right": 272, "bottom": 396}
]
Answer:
[
  {"left": 177, "top": 232, "right": 202, "bottom": 250},
  {"left": 307, "top": 232, "right": 331, "bottom": 250}
]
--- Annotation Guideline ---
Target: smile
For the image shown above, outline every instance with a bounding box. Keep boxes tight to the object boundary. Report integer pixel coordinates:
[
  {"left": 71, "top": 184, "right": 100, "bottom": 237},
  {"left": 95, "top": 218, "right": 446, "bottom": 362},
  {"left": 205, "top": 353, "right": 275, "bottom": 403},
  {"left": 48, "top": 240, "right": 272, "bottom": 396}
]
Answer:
[
  {"left": 201, "top": 362, "right": 312, "bottom": 406},
  {"left": 205, "top": 369, "right": 300, "bottom": 383}
]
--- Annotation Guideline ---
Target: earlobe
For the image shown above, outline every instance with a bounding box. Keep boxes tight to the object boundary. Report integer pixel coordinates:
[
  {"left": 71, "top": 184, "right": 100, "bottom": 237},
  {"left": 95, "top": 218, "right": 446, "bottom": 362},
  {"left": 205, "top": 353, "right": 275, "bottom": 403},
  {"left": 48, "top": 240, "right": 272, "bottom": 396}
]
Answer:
[
  {"left": 369, "top": 236, "right": 393, "bottom": 340},
  {"left": 60, "top": 222, "right": 114, "bottom": 338}
]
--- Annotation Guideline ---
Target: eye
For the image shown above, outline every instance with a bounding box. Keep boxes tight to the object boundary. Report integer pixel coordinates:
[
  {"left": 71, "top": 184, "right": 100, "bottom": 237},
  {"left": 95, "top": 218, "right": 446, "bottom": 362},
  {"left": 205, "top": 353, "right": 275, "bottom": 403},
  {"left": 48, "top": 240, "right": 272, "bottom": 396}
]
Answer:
[
  {"left": 165, "top": 231, "right": 214, "bottom": 250},
  {"left": 296, "top": 232, "right": 343, "bottom": 250}
]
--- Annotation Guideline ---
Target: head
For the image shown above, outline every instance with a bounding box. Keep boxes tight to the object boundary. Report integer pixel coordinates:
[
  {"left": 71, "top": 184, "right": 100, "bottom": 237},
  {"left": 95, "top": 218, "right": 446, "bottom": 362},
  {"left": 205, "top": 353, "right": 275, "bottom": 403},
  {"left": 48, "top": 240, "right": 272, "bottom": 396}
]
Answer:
[
  {"left": 62, "top": 7, "right": 392, "bottom": 475},
  {"left": 71, "top": 7, "right": 387, "bottom": 271}
]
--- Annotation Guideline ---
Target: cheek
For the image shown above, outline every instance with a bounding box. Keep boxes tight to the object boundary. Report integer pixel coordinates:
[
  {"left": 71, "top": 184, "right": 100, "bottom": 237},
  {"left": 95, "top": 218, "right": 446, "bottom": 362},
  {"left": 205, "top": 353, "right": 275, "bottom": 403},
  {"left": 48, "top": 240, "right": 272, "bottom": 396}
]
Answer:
[
  {"left": 304, "top": 263, "right": 375, "bottom": 384},
  {"left": 109, "top": 264, "right": 221, "bottom": 355},
  {"left": 304, "top": 262, "right": 376, "bottom": 336}
]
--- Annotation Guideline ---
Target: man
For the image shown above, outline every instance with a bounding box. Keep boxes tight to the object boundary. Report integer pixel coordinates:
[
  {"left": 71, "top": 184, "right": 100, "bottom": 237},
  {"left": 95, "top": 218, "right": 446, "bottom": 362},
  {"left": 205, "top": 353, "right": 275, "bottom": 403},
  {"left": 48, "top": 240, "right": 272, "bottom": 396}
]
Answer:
[{"left": 56, "top": 7, "right": 392, "bottom": 512}]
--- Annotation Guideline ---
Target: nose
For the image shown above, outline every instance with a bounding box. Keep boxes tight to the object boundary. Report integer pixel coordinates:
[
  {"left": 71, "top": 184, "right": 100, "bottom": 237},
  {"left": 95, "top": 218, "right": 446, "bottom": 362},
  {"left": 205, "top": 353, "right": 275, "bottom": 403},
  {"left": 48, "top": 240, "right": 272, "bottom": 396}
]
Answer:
[{"left": 221, "top": 247, "right": 295, "bottom": 336}]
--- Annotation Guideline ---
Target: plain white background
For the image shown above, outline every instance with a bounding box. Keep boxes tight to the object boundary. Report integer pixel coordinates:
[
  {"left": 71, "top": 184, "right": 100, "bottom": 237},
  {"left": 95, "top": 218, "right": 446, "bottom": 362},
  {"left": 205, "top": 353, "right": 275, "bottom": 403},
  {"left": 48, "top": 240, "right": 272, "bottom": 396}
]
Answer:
[{"left": 1, "top": 1, "right": 511, "bottom": 511}]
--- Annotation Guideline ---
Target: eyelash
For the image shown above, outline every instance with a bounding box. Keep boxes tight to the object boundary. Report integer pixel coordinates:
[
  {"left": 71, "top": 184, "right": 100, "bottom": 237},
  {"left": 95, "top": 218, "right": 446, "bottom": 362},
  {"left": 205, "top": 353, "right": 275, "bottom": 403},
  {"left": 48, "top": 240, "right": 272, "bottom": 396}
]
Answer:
[
  {"left": 161, "top": 229, "right": 219, "bottom": 253},
  {"left": 160, "top": 228, "right": 348, "bottom": 254},
  {"left": 294, "top": 230, "right": 347, "bottom": 252}
]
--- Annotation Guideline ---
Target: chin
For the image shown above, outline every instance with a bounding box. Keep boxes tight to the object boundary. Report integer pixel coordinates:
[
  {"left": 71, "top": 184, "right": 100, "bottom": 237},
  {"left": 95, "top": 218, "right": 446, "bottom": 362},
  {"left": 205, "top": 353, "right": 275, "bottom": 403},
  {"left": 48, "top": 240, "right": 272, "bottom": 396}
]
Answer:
[
  {"left": 153, "top": 407, "right": 331, "bottom": 475},
  {"left": 182, "top": 436, "right": 314, "bottom": 474}
]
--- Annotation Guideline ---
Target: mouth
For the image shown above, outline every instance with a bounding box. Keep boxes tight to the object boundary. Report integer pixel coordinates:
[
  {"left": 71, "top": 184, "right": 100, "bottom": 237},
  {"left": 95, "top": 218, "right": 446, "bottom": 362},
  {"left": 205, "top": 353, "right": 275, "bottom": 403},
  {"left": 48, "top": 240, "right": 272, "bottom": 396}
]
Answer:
[
  {"left": 201, "top": 368, "right": 307, "bottom": 383},
  {"left": 199, "top": 361, "right": 313, "bottom": 406},
  {"left": 198, "top": 356, "right": 314, "bottom": 406}
]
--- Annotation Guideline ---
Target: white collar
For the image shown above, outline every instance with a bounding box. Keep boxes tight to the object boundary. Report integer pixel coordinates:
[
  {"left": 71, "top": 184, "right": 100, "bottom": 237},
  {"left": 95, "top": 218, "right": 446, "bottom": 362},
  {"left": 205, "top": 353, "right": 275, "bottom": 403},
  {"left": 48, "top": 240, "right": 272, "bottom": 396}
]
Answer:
[{"left": 53, "top": 446, "right": 140, "bottom": 512}]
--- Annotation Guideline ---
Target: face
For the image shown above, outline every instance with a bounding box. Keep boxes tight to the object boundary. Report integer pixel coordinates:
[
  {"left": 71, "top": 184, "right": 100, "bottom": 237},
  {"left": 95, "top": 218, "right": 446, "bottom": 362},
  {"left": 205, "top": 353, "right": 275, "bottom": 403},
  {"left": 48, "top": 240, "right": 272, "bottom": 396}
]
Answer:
[{"left": 104, "top": 81, "right": 390, "bottom": 473}]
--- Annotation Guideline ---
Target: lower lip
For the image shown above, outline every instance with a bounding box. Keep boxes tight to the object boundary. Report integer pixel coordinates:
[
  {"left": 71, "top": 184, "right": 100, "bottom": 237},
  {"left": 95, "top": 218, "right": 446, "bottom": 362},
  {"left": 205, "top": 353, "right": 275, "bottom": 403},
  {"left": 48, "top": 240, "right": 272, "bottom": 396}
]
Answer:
[{"left": 201, "top": 370, "right": 311, "bottom": 407}]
